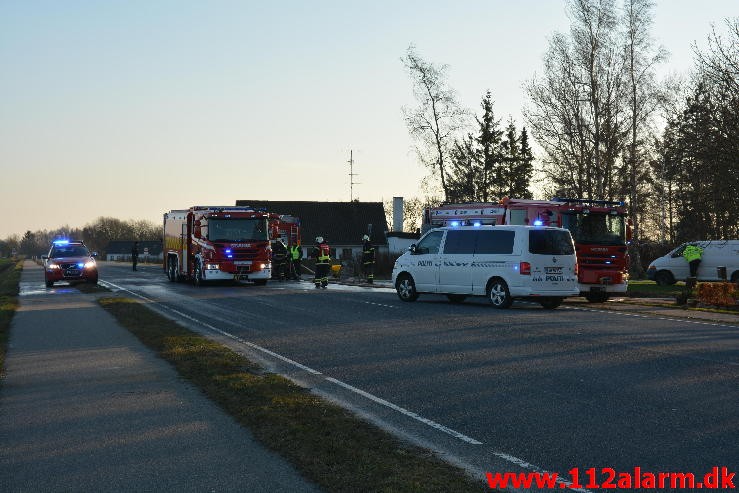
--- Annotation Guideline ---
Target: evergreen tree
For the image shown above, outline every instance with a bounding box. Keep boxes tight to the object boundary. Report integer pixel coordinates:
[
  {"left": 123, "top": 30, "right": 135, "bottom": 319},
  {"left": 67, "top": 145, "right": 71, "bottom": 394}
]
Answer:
[{"left": 446, "top": 91, "right": 504, "bottom": 202}]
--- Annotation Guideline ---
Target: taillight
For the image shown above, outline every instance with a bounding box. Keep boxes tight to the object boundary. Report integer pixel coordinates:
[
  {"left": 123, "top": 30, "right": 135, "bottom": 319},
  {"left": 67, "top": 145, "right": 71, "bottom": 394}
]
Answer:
[{"left": 520, "top": 262, "right": 531, "bottom": 275}]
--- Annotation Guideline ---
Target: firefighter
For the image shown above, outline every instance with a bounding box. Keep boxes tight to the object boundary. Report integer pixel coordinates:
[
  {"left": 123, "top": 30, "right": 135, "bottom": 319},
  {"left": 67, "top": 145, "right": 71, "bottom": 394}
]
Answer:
[
  {"left": 272, "top": 239, "right": 288, "bottom": 281},
  {"left": 312, "top": 236, "right": 330, "bottom": 288},
  {"left": 361, "top": 234, "right": 375, "bottom": 284},
  {"left": 289, "top": 242, "right": 302, "bottom": 280},
  {"left": 131, "top": 241, "right": 139, "bottom": 271},
  {"left": 683, "top": 243, "right": 703, "bottom": 278}
]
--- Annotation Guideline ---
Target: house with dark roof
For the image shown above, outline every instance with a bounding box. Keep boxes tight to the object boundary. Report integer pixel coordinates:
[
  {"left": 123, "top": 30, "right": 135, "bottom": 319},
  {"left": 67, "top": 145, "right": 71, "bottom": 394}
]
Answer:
[
  {"left": 235, "top": 200, "right": 388, "bottom": 262},
  {"left": 105, "top": 240, "right": 163, "bottom": 262}
]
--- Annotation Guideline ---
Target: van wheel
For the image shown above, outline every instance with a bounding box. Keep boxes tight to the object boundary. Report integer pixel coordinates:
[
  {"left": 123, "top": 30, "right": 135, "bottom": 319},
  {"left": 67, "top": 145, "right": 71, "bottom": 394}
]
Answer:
[
  {"left": 655, "top": 271, "right": 675, "bottom": 286},
  {"left": 487, "top": 278, "right": 512, "bottom": 308},
  {"left": 396, "top": 274, "right": 419, "bottom": 302},
  {"left": 540, "top": 297, "right": 563, "bottom": 309},
  {"left": 446, "top": 294, "right": 467, "bottom": 304}
]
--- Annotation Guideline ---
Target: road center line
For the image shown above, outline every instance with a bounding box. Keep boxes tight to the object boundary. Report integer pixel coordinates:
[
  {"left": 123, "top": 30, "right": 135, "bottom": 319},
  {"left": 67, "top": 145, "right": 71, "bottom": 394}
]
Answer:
[{"left": 99, "top": 278, "right": 600, "bottom": 486}]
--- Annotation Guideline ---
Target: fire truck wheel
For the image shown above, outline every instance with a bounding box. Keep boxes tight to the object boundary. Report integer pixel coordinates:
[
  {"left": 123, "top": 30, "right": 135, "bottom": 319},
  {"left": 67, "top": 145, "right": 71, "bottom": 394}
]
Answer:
[
  {"left": 395, "top": 274, "right": 419, "bottom": 302},
  {"left": 654, "top": 270, "right": 675, "bottom": 286},
  {"left": 487, "top": 278, "right": 512, "bottom": 309},
  {"left": 585, "top": 291, "right": 609, "bottom": 303},
  {"left": 193, "top": 262, "right": 203, "bottom": 287},
  {"left": 168, "top": 258, "right": 178, "bottom": 282}
]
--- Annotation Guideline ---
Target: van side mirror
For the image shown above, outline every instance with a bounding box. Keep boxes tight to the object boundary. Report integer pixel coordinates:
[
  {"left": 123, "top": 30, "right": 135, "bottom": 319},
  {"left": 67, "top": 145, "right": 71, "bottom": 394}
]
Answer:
[
  {"left": 409, "top": 244, "right": 417, "bottom": 254},
  {"left": 91, "top": 252, "right": 98, "bottom": 258}
]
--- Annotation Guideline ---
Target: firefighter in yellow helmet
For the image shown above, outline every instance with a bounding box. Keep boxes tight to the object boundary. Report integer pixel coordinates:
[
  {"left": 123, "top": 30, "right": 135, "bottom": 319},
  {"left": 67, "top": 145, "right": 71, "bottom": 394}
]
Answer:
[
  {"left": 682, "top": 243, "right": 703, "bottom": 278},
  {"left": 361, "top": 234, "right": 375, "bottom": 284},
  {"left": 312, "top": 236, "right": 330, "bottom": 288}
]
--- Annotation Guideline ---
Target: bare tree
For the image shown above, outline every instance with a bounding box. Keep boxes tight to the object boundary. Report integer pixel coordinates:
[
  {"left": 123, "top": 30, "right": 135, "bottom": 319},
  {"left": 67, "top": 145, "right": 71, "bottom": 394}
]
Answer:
[
  {"left": 402, "top": 45, "right": 467, "bottom": 203},
  {"left": 525, "top": 0, "right": 627, "bottom": 201},
  {"left": 621, "top": 0, "right": 668, "bottom": 273}
]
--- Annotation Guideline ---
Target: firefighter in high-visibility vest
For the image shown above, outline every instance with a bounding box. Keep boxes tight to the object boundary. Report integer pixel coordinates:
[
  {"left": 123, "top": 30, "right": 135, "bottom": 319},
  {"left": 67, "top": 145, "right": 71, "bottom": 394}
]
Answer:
[
  {"left": 312, "top": 236, "right": 330, "bottom": 288},
  {"left": 361, "top": 234, "right": 375, "bottom": 284},
  {"left": 289, "top": 243, "right": 302, "bottom": 280},
  {"left": 683, "top": 243, "right": 703, "bottom": 277},
  {"left": 272, "top": 239, "right": 288, "bottom": 281}
]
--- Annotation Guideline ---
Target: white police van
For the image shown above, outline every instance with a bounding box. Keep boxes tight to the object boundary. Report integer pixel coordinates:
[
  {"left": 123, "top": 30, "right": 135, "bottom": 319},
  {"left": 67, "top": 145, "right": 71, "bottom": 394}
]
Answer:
[{"left": 392, "top": 225, "right": 579, "bottom": 309}]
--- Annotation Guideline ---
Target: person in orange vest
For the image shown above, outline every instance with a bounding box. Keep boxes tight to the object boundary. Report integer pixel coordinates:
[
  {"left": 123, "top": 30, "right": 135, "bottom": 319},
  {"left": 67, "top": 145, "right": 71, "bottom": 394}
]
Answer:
[{"left": 311, "top": 236, "right": 330, "bottom": 288}]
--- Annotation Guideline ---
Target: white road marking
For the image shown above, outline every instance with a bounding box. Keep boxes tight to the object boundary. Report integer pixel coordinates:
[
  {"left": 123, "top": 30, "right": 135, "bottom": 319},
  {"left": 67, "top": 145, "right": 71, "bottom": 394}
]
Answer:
[
  {"left": 325, "top": 377, "right": 482, "bottom": 445},
  {"left": 359, "top": 301, "right": 398, "bottom": 309}
]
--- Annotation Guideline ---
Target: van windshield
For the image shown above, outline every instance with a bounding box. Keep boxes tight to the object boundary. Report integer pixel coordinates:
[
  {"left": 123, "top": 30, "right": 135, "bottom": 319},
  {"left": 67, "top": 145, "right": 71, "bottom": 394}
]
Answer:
[{"left": 529, "top": 230, "right": 575, "bottom": 255}]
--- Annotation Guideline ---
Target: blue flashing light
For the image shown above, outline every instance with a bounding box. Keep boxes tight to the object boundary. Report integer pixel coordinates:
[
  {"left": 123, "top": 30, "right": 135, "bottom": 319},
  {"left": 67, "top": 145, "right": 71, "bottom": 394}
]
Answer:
[
  {"left": 225, "top": 249, "right": 232, "bottom": 254},
  {"left": 77, "top": 263, "right": 84, "bottom": 268},
  {"left": 53, "top": 239, "right": 70, "bottom": 246},
  {"left": 450, "top": 221, "right": 460, "bottom": 227},
  {"left": 533, "top": 219, "right": 544, "bottom": 226},
  {"left": 473, "top": 221, "right": 481, "bottom": 227},
  {"left": 227, "top": 255, "right": 233, "bottom": 258}
]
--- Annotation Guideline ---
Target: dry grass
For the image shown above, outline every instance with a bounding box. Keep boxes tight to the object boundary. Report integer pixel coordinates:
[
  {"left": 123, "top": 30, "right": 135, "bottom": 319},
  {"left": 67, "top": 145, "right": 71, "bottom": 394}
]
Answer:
[{"left": 99, "top": 296, "right": 489, "bottom": 493}]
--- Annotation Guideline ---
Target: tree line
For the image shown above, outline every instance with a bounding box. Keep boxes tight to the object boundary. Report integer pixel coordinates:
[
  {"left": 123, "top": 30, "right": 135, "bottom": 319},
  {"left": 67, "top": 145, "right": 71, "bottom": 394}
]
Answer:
[
  {"left": 0, "top": 217, "right": 160, "bottom": 257},
  {"left": 400, "top": 0, "right": 738, "bottom": 262}
]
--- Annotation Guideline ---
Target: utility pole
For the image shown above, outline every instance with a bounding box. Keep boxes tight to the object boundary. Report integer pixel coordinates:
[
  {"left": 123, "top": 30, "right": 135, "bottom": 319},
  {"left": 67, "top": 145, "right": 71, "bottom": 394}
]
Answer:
[{"left": 348, "top": 149, "right": 360, "bottom": 201}]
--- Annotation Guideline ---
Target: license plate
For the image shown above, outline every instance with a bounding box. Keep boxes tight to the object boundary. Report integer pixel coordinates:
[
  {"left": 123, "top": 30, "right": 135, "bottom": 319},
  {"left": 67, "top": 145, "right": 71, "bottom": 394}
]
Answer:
[
  {"left": 65, "top": 269, "right": 81, "bottom": 276},
  {"left": 545, "top": 267, "right": 562, "bottom": 274},
  {"left": 233, "top": 261, "right": 252, "bottom": 265}
]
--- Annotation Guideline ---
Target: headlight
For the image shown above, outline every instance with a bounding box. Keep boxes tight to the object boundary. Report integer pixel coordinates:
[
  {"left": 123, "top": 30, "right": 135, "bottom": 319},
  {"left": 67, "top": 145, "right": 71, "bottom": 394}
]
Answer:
[
  {"left": 84, "top": 261, "right": 96, "bottom": 269},
  {"left": 206, "top": 264, "right": 220, "bottom": 270},
  {"left": 47, "top": 263, "right": 60, "bottom": 270}
]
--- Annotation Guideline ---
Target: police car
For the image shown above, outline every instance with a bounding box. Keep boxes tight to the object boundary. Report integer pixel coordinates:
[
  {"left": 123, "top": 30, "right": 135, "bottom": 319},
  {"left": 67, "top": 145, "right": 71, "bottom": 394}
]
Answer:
[
  {"left": 392, "top": 225, "right": 579, "bottom": 309},
  {"left": 41, "top": 239, "right": 99, "bottom": 288}
]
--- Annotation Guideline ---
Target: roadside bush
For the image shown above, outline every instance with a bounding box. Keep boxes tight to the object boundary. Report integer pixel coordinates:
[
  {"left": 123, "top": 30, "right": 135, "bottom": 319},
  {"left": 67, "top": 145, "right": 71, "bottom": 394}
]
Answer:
[{"left": 696, "top": 282, "right": 737, "bottom": 307}]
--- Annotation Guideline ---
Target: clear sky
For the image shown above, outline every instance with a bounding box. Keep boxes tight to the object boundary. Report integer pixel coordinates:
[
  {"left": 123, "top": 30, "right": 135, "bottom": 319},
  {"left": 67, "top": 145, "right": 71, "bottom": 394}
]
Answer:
[{"left": 1, "top": 0, "right": 735, "bottom": 238}]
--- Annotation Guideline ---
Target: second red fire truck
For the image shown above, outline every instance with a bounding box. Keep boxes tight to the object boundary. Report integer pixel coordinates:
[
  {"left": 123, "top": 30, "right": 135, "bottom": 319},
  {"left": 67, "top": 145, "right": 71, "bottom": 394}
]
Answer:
[
  {"left": 163, "top": 206, "right": 300, "bottom": 286},
  {"left": 424, "top": 197, "right": 631, "bottom": 302}
]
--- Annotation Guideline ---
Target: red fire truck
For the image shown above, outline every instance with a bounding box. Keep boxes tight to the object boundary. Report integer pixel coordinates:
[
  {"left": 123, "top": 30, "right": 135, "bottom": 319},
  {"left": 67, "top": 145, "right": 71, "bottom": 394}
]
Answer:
[
  {"left": 424, "top": 197, "right": 630, "bottom": 302},
  {"left": 163, "top": 206, "right": 300, "bottom": 286}
]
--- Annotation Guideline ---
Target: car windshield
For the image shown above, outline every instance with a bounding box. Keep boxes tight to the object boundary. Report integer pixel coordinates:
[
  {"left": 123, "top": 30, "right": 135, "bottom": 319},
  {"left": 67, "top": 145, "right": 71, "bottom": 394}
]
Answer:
[
  {"left": 207, "top": 218, "right": 269, "bottom": 242},
  {"left": 561, "top": 212, "right": 625, "bottom": 246},
  {"left": 51, "top": 246, "right": 89, "bottom": 257}
]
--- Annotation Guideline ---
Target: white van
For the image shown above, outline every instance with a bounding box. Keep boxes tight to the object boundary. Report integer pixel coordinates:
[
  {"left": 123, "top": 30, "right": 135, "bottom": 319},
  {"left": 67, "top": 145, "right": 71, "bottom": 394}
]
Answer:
[
  {"left": 647, "top": 240, "right": 739, "bottom": 285},
  {"left": 392, "top": 225, "right": 579, "bottom": 309}
]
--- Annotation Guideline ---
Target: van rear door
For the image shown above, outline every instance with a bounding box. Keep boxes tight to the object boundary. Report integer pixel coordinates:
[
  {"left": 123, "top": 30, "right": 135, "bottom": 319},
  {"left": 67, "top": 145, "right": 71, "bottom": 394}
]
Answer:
[{"left": 527, "top": 229, "right": 577, "bottom": 292}]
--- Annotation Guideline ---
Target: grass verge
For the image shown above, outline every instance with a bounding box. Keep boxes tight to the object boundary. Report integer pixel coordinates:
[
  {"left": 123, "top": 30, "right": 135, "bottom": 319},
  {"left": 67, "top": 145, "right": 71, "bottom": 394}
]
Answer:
[
  {"left": 99, "top": 296, "right": 489, "bottom": 493},
  {"left": 627, "top": 280, "right": 684, "bottom": 298},
  {"left": 0, "top": 258, "right": 23, "bottom": 380}
]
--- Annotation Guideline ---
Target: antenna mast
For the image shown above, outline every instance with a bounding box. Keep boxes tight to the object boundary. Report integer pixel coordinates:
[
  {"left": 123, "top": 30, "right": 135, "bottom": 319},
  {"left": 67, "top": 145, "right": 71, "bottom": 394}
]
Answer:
[{"left": 348, "top": 149, "right": 360, "bottom": 201}]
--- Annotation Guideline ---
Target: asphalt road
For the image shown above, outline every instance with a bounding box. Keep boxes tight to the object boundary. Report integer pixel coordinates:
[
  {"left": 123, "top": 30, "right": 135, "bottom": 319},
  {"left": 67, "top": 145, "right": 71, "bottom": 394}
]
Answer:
[{"left": 97, "top": 262, "right": 738, "bottom": 491}]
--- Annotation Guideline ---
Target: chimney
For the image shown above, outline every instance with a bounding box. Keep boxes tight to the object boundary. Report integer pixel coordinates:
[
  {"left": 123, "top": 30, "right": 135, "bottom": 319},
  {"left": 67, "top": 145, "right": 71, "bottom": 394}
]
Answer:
[{"left": 392, "top": 197, "right": 404, "bottom": 232}]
